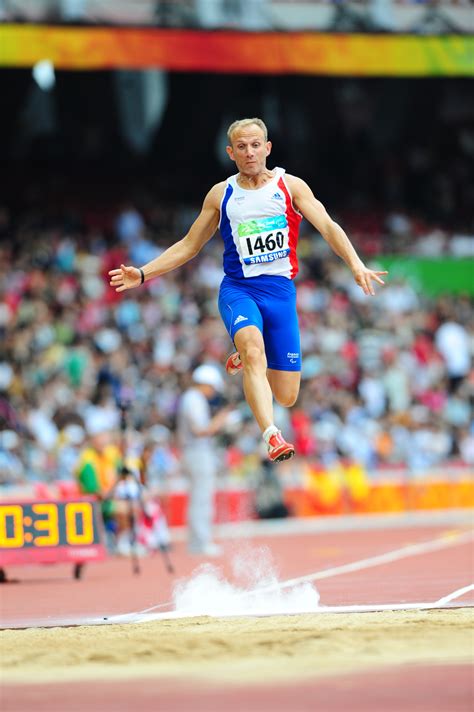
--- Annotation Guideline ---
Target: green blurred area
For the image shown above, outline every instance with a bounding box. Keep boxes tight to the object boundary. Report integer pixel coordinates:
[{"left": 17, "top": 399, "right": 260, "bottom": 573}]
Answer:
[{"left": 373, "top": 257, "right": 473, "bottom": 296}]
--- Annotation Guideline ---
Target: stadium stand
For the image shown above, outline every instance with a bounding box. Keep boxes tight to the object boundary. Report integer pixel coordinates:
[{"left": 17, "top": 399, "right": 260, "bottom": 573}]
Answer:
[
  {"left": 0, "top": 0, "right": 471, "bottom": 33},
  {"left": 0, "top": 195, "right": 472, "bottom": 492}
]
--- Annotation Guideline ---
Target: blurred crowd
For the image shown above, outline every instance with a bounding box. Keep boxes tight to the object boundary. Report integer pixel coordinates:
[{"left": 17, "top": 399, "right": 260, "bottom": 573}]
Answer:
[
  {"left": 0, "top": 0, "right": 470, "bottom": 34},
  {"left": 0, "top": 200, "right": 472, "bottom": 493}
]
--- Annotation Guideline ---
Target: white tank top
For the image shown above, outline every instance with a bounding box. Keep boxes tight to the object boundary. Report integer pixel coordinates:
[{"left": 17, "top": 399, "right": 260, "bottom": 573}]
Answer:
[{"left": 219, "top": 167, "right": 302, "bottom": 280}]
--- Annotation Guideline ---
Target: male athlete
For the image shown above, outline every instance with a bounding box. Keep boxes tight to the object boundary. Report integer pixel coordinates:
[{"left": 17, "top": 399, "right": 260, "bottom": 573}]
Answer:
[{"left": 109, "top": 118, "right": 387, "bottom": 462}]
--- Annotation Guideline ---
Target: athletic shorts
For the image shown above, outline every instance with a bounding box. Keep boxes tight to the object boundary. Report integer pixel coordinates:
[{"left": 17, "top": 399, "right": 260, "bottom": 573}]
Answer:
[{"left": 218, "top": 274, "right": 301, "bottom": 372}]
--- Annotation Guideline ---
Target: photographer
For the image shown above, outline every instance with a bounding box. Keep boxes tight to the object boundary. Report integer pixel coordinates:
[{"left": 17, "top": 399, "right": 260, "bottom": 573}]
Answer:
[{"left": 108, "top": 459, "right": 172, "bottom": 559}]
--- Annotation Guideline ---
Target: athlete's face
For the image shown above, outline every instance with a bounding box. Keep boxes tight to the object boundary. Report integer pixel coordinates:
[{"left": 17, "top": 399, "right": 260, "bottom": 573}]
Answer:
[{"left": 226, "top": 125, "right": 271, "bottom": 176}]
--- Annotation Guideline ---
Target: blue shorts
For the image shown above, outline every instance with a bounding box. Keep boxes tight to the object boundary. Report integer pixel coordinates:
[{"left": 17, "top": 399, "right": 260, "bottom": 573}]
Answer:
[{"left": 218, "top": 274, "right": 301, "bottom": 372}]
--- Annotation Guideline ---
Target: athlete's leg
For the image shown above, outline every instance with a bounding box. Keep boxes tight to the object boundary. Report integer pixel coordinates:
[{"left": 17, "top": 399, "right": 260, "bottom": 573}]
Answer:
[
  {"left": 258, "top": 282, "right": 301, "bottom": 407},
  {"left": 219, "top": 278, "right": 295, "bottom": 461},
  {"left": 267, "top": 369, "right": 301, "bottom": 407},
  {"left": 233, "top": 325, "right": 274, "bottom": 432}
]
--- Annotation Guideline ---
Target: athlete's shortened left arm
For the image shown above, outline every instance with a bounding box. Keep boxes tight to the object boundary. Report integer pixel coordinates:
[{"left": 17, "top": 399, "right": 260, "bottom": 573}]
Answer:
[{"left": 287, "top": 175, "right": 387, "bottom": 296}]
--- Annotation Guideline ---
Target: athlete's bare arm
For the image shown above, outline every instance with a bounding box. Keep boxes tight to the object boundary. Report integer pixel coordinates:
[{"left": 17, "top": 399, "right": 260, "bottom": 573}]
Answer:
[
  {"left": 286, "top": 175, "right": 387, "bottom": 296},
  {"left": 109, "top": 182, "right": 226, "bottom": 292}
]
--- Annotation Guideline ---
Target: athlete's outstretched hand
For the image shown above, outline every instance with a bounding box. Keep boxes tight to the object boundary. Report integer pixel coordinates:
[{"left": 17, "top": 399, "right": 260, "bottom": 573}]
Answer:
[
  {"left": 109, "top": 264, "right": 142, "bottom": 292},
  {"left": 352, "top": 266, "right": 388, "bottom": 297}
]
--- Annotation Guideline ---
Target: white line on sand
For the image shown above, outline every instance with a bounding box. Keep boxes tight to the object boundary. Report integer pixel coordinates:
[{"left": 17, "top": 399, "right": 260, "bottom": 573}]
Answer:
[
  {"left": 131, "top": 582, "right": 474, "bottom": 622},
  {"left": 122, "top": 582, "right": 474, "bottom": 622},
  {"left": 135, "top": 601, "right": 460, "bottom": 621}
]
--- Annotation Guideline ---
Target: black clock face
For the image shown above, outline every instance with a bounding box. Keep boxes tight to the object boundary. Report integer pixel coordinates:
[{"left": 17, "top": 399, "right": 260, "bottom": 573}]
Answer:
[{"left": 0, "top": 501, "right": 101, "bottom": 549}]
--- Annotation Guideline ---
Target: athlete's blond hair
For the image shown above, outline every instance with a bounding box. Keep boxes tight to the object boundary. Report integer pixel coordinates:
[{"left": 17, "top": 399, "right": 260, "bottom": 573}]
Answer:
[{"left": 227, "top": 118, "right": 268, "bottom": 144}]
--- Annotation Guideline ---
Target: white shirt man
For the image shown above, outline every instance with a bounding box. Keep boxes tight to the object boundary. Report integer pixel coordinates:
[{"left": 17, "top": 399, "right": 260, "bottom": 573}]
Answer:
[
  {"left": 177, "top": 364, "right": 229, "bottom": 556},
  {"left": 435, "top": 320, "right": 470, "bottom": 390}
]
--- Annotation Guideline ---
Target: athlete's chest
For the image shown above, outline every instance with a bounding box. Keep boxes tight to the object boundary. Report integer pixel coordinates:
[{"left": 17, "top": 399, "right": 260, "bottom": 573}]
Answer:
[
  {"left": 225, "top": 187, "right": 292, "bottom": 265},
  {"left": 226, "top": 185, "right": 287, "bottom": 223}
]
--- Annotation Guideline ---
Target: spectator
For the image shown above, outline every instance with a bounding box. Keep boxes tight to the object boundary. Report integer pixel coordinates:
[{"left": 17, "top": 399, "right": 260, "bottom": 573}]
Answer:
[
  {"left": 0, "top": 430, "right": 25, "bottom": 487},
  {"left": 0, "top": 194, "right": 472, "bottom": 488},
  {"left": 435, "top": 318, "right": 471, "bottom": 393},
  {"left": 75, "top": 426, "right": 122, "bottom": 547},
  {"left": 176, "top": 364, "right": 231, "bottom": 556}
]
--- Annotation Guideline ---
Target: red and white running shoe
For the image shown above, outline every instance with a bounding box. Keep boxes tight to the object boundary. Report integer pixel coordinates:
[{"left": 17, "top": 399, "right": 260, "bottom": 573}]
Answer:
[
  {"left": 225, "top": 351, "right": 243, "bottom": 376},
  {"left": 267, "top": 431, "right": 295, "bottom": 462}
]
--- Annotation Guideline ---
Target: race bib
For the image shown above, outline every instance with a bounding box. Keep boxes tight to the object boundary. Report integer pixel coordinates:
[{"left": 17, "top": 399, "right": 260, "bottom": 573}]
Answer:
[{"left": 238, "top": 216, "right": 290, "bottom": 266}]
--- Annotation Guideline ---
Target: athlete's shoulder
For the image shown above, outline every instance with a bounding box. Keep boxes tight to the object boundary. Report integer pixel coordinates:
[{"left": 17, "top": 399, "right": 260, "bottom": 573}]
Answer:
[
  {"left": 204, "top": 180, "right": 228, "bottom": 208},
  {"left": 284, "top": 173, "right": 307, "bottom": 188},
  {"left": 284, "top": 174, "right": 315, "bottom": 198}
]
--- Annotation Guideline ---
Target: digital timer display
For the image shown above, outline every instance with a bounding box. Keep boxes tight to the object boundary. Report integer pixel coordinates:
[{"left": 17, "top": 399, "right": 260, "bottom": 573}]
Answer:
[{"left": 0, "top": 499, "right": 106, "bottom": 566}]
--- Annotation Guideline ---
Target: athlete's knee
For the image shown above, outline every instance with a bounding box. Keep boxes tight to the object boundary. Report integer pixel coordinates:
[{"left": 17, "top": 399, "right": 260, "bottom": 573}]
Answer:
[
  {"left": 240, "top": 343, "right": 266, "bottom": 370},
  {"left": 274, "top": 390, "right": 299, "bottom": 408},
  {"left": 272, "top": 381, "right": 300, "bottom": 407}
]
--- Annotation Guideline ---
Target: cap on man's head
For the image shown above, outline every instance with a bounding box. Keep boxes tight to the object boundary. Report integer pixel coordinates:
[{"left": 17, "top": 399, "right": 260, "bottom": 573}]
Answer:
[{"left": 192, "top": 364, "right": 224, "bottom": 392}]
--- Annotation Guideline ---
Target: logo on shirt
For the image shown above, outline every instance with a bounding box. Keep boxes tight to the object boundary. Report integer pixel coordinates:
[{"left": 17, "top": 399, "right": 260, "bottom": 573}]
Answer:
[
  {"left": 234, "top": 315, "right": 248, "bottom": 326},
  {"left": 287, "top": 352, "right": 299, "bottom": 364},
  {"left": 235, "top": 196, "right": 245, "bottom": 204},
  {"left": 272, "top": 192, "right": 284, "bottom": 201}
]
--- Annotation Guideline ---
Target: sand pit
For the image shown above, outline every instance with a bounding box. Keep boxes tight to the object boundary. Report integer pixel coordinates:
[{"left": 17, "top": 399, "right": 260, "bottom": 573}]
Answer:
[{"left": 1, "top": 609, "right": 472, "bottom": 686}]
